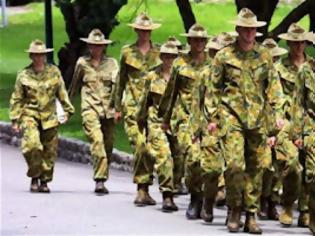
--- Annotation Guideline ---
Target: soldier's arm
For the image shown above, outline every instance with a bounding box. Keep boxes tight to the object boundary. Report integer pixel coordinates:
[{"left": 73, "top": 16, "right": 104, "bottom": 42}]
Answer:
[
  {"left": 68, "top": 59, "right": 83, "bottom": 99},
  {"left": 109, "top": 59, "right": 120, "bottom": 109},
  {"left": 158, "top": 66, "right": 179, "bottom": 125},
  {"left": 136, "top": 77, "right": 152, "bottom": 132},
  {"left": 9, "top": 73, "right": 25, "bottom": 126},
  {"left": 115, "top": 51, "right": 128, "bottom": 112},
  {"left": 56, "top": 68, "right": 75, "bottom": 118}
]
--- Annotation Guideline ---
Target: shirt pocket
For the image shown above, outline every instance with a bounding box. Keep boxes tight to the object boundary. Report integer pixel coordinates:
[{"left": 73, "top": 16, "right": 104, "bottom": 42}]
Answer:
[
  {"left": 100, "top": 72, "right": 113, "bottom": 93},
  {"left": 45, "top": 78, "right": 59, "bottom": 96},
  {"left": 21, "top": 79, "right": 38, "bottom": 100},
  {"left": 225, "top": 62, "right": 242, "bottom": 87}
]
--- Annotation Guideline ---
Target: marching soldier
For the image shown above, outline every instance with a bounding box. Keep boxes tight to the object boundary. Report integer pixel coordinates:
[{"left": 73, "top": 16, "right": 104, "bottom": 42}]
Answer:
[
  {"left": 114, "top": 13, "right": 161, "bottom": 205},
  {"left": 210, "top": 8, "right": 284, "bottom": 233},
  {"left": 69, "top": 29, "right": 118, "bottom": 194},
  {"left": 136, "top": 41, "right": 179, "bottom": 212},
  {"left": 276, "top": 24, "right": 313, "bottom": 227},
  {"left": 158, "top": 23, "right": 212, "bottom": 220},
  {"left": 10, "top": 39, "right": 74, "bottom": 193}
]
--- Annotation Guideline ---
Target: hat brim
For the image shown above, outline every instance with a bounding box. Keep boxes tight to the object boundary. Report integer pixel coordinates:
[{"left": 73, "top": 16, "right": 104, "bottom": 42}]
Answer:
[
  {"left": 25, "top": 48, "right": 54, "bottom": 53},
  {"left": 231, "top": 20, "right": 266, "bottom": 28},
  {"left": 271, "top": 48, "right": 288, "bottom": 57},
  {"left": 206, "top": 42, "right": 222, "bottom": 51},
  {"left": 80, "top": 38, "right": 113, "bottom": 44},
  {"left": 128, "top": 23, "right": 161, "bottom": 30},
  {"left": 228, "top": 31, "right": 263, "bottom": 37},
  {"left": 180, "top": 33, "right": 210, "bottom": 38},
  {"left": 278, "top": 33, "right": 307, "bottom": 42},
  {"left": 306, "top": 32, "right": 315, "bottom": 44}
]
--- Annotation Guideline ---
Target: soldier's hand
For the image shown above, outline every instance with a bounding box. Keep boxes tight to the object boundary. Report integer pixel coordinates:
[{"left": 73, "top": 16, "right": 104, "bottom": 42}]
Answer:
[
  {"left": 115, "top": 112, "right": 122, "bottom": 122},
  {"left": 294, "top": 138, "right": 303, "bottom": 149},
  {"left": 12, "top": 123, "right": 20, "bottom": 134},
  {"left": 192, "top": 135, "right": 199, "bottom": 144},
  {"left": 267, "top": 136, "right": 276, "bottom": 148},
  {"left": 161, "top": 123, "right": 170, "bottom": 131},
  {"left": 207, "top": 122, "right": 217, "bottom": 134},
  {"left": 276, "top": 118, "right": 285, "bottom": 130},
  {"left": 58, "top": 114, "right": 68, "bottom": 124}
]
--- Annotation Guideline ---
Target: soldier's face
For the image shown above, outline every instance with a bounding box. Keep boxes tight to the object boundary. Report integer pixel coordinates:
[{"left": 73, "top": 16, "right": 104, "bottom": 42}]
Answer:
[
  {"left": 236, "top": 26, "right": 257, "bottom": 44},
  {"left": 88, "top": 44, "right": 106, "bottom": 57},
  {"left": 189, "top": 37, "right": 207, "bottom": 53},
  {"left": 287, "top": 41, "right": 306, "bottom": 56},
  {"left": 136, "top": 29, "right": 151, "bottom": 41},
  {"left": 30, "top": 53, "right": 46, "bottom": 66},
  {"left": 160, "top": 53, "right": 177, "bottom": 66}
]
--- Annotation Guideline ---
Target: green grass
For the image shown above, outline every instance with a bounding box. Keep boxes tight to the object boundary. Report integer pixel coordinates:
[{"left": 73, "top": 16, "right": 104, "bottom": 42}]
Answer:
[{"left": 0, "top": 1, "right": 314, "bottom": 153}]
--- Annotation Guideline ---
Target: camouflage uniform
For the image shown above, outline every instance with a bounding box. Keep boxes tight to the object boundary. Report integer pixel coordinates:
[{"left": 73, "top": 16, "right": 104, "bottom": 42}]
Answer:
[
  {"left": 210, "top": 42, "right": 284, "bottom": 213},
  {"left": 136, "top": 65, "right": 174, "bottom": 193},
  {"left": 115, "top": 43, "right": 160, "bottom": 184},
  {"left": 290, "top": 62, "right": 315, "bottom": 234},
  {"left": 69, "top": 56, "right": 118, "bottom": 181},
  {"left": 275, "top": 56, "right": 315, "bottom": 215},
  {"left": 159, "top": 52, "right": 211, "bottom": 194},
  {"left": 10, "top": 64, "right": 74, "bottom": 182}
]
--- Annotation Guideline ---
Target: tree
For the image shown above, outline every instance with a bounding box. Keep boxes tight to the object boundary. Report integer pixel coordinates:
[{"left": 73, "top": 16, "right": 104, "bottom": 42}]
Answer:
[
  {"left": 175, "top": 0, "right": 196, "bottom": 32},
  {"left": 56, "top": 0, "right": 127, "bottom": 87}
]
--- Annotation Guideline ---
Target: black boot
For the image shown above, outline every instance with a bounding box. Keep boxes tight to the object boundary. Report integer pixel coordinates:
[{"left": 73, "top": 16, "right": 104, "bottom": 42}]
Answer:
[
  {"left": 244, "top": 212, "right": 262, "bottom": 234},
  {"left": 186, "top": 193, "right": 202, "bottom": 220},
  {"left": 94, "top": 180, "right": 109, "bottom": 194},
  {"left": 200, "top": 197, "right": 214, "bottom": 223},
  {"left": 162, "top": 191, "right": 178, "bottom": 212},
  {"left": 30, "top": 178, "right": 39, "bottom": 192},
  {"left": 258, "top": 197, "right": 268, "bottom": 220},
  {"left": 227, "top": 207, "right": 242, "bottom": 232},
  {"left": 38, "top": 181, "right": 50, "bottom": 193},
  {"left": 267, "top": 198, "right": 279, "bottom": 220}
]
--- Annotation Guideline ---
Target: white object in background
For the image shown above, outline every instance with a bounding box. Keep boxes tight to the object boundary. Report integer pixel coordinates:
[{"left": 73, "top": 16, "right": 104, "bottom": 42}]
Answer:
[
  {"left": 56, "top": 99, "right": 66, "bottom": 124},
  {"left": 1, "top": 0, "right": 8, "bottom": 27}
]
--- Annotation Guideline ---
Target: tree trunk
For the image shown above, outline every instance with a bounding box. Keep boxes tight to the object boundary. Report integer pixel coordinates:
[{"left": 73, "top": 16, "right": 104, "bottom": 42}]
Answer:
[
  {"left": 175, "top": 0, "right": 196, "bottom": 32},
  {"left": 269, "top": 0, "right": 315, "bottom": 39}
]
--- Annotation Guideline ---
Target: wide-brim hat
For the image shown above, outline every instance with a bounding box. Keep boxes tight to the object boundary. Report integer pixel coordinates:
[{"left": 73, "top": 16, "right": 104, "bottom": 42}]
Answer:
[
  {"left": 180, "top": 23, "right": 211, "bottom": 38},
  {"left": 278, "top": 23, "right": 308, "bottom": 41},
  {"left": 206, "top": 32, "right": 235, "bottom": 51},
  {"left": 262, "top": 38, "right": 288, "bottom": 57},
  {"left": 160, "top": 42, "right": 179, "bottom": 55},
  {"left": 25, "top": 39, "right": 53, "bottom": 53},
  {"left": 80, "top": 29, "right": 112, "bottom": 45},
  {"left": 128, "top": 12, "right": 161, "bottom": 30},
  {"left": 230, "top": 8, "right": 266, "bottom": 28},
  {"left": 167, "top": 36, "right": 182, "bottom": 47}
]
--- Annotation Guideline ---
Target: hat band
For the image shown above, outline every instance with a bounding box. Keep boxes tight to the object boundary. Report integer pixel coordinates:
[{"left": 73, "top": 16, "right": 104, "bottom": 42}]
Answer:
[
  {"left": 238, "top": 17, "right": 259, "bottom": 25},
  {"left": 288, "top": 32, "right": 305, "bottom": 40}
]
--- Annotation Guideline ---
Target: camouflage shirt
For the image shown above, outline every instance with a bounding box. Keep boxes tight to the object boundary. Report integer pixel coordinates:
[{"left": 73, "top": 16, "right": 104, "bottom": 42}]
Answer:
[
  {"left": 159, "top": 52, "right": 211, "bottom": 129},
  {"left": 290, "top": 62, "right": 315, "bottom": 140},
  {"left": 115, "top": 43, "right": 160, "bottom": 112},
  {"left": 275, "top": 55, "right": 314, "bottom": 120},
  {"left": 210, "top": 42, "right": 284, "bottom": 134},
  {"left": 69, "top": 56, "right": 119, "bottom": 119},
  {"left": 10, "top": 64, "right": 75, "bottom": 129}
]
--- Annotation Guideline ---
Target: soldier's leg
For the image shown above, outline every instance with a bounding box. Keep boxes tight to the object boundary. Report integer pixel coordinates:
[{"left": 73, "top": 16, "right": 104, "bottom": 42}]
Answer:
[
  {"left": 243, "top": 129, "right": 270, "bottom": 234},
  {"left": 101, "top": 118, "right": 115, "bottom": 165},
  {"left": 200, "top": 134, "right": 223, "bottom": 222},
  {"left": 275, "top": 130, "right": 302, "bottom": 226},
  {"left": 39, "top": 127, "right": 58, "bottom": 183},
  {"left": 123, "top": 105, "right": 139, "bottom": 149},
  {"left": 82, "top": 111, "right": 108, "bottom": 181},
  {"left": 20, "top": 117, "right": 43, "bottom": 179},
  {"left": 223, "top": 128, "right": 245, "bottom": 232}
]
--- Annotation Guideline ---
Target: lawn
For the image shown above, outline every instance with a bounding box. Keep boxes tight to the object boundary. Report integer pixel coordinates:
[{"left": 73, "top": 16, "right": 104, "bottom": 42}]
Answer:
[{"left": 0, "top": 0, "right": 314, "bottom": 153}]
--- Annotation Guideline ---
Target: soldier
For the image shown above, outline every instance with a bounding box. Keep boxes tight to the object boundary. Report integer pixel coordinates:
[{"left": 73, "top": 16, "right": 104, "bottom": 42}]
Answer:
[
  {"left": 69, "top": 29, "right": 118, "bottom": 194},
  {"left": 114, "top": 13, "right": 161, "bottom": 205},
  {"left": 10, "top": 39, "right": 74, "bottom": 193},
  {"left": 258, "top": 38, "right": 288, "bottom": 220},
  {"left": 210, "top": 8, "right": 284, "bottom": 233},
  {"left": 276, "top": 24, "right": 313, "bottom": 227},
  {"left": 158, "top": 23, "right": 211, "bottom": 220},
  {"left": 136, "top": 41, "right": 179, "bottom": 212},
  {"left": 205, "top": 32, "right": 235, "bottom": 207}
]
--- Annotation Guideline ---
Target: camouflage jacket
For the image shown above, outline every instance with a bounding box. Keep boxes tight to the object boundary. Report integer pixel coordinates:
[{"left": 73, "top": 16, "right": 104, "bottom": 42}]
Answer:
[
  {"left": 210, "top": 42, "right": 284, "bottom": 135},
  {"left": 158, "top": 52, "right": 211, "bottom": 129},
  {"left": 136, "top": 65, "right": 168, "bottom": 131},
  {"left": 275, "top": 55, "right": 314, "bottom": 121},
  {"left": 10, "top": 64, "right": 75, "bottom": 130},
  {"left": 290, "top": 62, "right": 315, "bottom": 140},
  {"left": 115, "top": 43, "right": 160, "bottom": 112},
  {"left": 69, "top": 56, "right": 119, "bottom": 119}
]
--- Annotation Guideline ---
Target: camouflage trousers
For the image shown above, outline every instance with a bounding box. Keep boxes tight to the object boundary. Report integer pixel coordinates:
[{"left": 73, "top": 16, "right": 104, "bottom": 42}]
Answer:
[
  {"left": 221, "top": 111, "right": 271, "bottom": 213},
  {"left": 177, "top": 121, "right": 223, "bottom": 198},
  {"left": 82, "top": 110, "right": 114, "bottom": 181},
  {"left": 123, "top": 105, "right": 139, "bottom": 149},
  {"left": 20, "top": 116, "right": 58, "bottom": 183},
  {"left": 166, "top": 133, "right": 185, "bottom": 188},
  {"left": 303, "top": 133, "right": 315, "bottom": 234},
  {"left": 274, "top": 122, "right": 302, "bottom": 207},
  {"left": 133, "top": 123, "right": 174, "bottom": 193}
]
